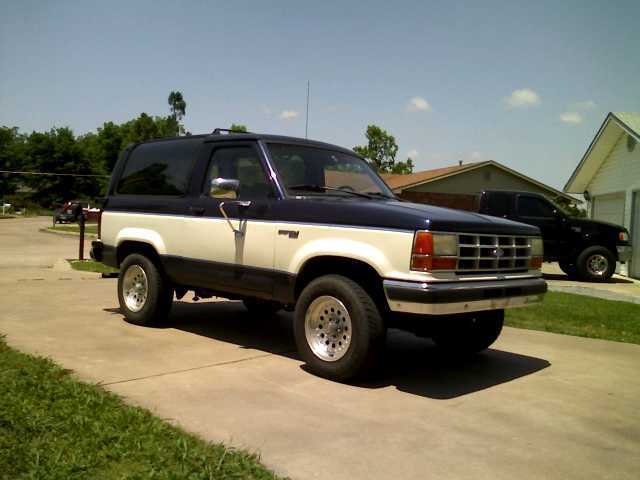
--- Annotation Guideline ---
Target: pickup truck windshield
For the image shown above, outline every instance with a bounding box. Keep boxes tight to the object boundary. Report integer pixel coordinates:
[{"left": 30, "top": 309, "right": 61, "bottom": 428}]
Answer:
[{"left": 267, "top": 143, "right": 395, "bottom": 198}]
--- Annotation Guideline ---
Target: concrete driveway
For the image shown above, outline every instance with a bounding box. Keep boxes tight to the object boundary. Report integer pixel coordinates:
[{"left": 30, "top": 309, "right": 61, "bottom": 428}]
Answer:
[{"left": 2, "top": 217, "right": 639, "bottom": 479}]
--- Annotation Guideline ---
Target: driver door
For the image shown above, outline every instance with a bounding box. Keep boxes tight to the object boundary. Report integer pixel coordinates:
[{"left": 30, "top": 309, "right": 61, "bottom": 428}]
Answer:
[{"left": 181, "top": 142, "right": 277, "bottom": 296}]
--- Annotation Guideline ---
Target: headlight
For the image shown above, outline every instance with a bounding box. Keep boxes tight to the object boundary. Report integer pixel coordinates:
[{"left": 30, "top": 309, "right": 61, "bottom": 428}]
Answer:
[
  {"left": 530, "top": 238, "right": 544, "bottom": 257},
  {"left": 619, "top": 231, "right": 629, "bottom": 242}
]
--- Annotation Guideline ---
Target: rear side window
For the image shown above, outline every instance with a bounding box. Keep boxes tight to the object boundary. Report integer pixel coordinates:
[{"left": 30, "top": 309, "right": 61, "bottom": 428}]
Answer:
[
  {"left": 486, "top": 192, "right": 511, "bottom": 217},
  {"left": 517, "top": 196, "right": 554, "bottom": 218},
  {"left": 116, "top": 139, "right": 201, "bottom": 195}
]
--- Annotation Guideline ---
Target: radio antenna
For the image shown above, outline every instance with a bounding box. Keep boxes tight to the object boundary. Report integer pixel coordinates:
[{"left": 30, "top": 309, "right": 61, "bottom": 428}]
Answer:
[{"left": 305, "top": 80, "right": 310, "bottom": 139}]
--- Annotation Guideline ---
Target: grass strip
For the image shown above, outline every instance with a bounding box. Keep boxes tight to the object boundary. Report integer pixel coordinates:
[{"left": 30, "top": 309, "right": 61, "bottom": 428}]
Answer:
[
  {"left": 0, "top": 336, "right": 282, "bottom": 479},
  {"left": 68, "top": 259, "right": 118, "bottom": 275},
  {"left": 505, "top": 291, "right": 640, "bottom": 344}
]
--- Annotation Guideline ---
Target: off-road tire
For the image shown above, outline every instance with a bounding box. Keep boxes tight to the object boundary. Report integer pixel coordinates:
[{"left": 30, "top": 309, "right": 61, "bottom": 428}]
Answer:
[
  {"left": 575, "top": 246, "right": 616, "bottom": 282},
  {"left": 431, "top": 310, "right": 504, "bottom": 355},
  {"left": 117, "top": 253, "right": 174, "bottom": 326},
  {"left": 294, "top": 274, "right": 386, "bottom": 382}
]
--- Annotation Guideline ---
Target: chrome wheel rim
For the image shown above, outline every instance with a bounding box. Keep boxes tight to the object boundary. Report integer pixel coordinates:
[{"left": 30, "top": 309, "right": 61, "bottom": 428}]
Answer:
[
  {"left": 587, "top": 254, "right": 608, "bottom": 277},
  {"left": 122, "top": 265, "right": 148, "bottom": 312},
  {"left": 304, "top": 296, "right": 352, "bottom": 362}
]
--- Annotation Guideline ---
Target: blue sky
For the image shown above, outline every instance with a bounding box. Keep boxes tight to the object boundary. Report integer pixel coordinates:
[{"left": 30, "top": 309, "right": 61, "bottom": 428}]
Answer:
[{"left": 1, "top": 0, "right": 639, "bottom": 189}]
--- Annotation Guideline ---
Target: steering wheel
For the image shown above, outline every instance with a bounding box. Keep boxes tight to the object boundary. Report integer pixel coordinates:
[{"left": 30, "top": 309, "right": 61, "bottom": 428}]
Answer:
[{"left": 337, "top": 185, "right": 355, "bottom": 192}]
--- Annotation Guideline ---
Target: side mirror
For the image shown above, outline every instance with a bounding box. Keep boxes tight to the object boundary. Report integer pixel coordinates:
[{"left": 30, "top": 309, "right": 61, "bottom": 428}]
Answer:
[{"left": 210, "top": 178, "right": 239, "bottom": 199}]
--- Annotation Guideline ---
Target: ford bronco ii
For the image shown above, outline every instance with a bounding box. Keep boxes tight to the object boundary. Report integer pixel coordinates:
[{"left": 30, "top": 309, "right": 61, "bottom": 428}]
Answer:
[{"left": 91, "top": 129, "right": 547, "bottom": 381}]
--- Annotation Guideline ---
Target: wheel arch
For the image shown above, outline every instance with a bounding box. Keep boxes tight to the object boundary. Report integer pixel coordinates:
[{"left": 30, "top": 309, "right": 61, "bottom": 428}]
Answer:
[{"left": 294, "top": 255, "right": 386, "bottom": 310}]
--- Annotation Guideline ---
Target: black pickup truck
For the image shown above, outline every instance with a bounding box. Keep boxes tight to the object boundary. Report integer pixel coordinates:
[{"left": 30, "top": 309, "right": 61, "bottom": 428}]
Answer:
[{"left": 477, "top": 190, "right": 632, "bottom": 282}]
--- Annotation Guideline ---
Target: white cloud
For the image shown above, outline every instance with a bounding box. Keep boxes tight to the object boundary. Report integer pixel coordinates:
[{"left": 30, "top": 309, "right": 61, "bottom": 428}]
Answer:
[
  {"left": 406, "top": 96, "right": 431, "bottom": 112},
  {"left": 504, "top": 88, "right": 540, "bottom": 108},
  {"left": 279, "top": 110, "right": 299, "bottom": 120},
  {"left": 262, "top": 106, "right": 272, "bottom": 116},
  {"left": 560, "top": 112, "right": 583, "bottom": 124},
  {"left": 573, "top": 100, "right": 596, "bottom": 111},
  {"left": 407, "top": 149, "right": 419, "bottom": 159}
]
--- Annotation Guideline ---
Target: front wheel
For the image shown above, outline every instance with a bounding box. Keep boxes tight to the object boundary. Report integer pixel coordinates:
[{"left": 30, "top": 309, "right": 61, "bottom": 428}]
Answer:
[
  {"left": 117, "top": 253, "right": 174, "bottom": 326},
  {"left": 575, "top": 246, "right": 616, "bottom": 282},
  {"left": 294, "top": 275, "right": 386, "bottom": 382},
  {"left": 431, "top": 310, "right": 504, "bottom": 355},
  {"left": 558, "top": 259, "right": 578, "bottom": 279}
]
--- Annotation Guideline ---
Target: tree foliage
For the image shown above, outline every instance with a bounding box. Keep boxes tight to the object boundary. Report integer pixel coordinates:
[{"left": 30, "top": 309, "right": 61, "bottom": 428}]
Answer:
[
  {"left": 229, "top": 124, "right": 248, "bottom": 133},
  {"left": 353, "top": 124, "right": 413, "bottom": 174},
  {"left": 0, "top": 92, "right": 190, "bottom": 207}
]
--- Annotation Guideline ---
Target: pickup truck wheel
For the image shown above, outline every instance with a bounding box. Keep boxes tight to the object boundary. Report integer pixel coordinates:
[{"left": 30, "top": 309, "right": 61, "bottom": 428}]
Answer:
[
  {"left": 294, "top": 275, "right": 385, "bottom": 382},
  {"left": 118, "top": 253, "right": 174, "bottom": 326},
  {"left": 576, "top": 246, "right": 615, "bottom": 282},
  {"left": 432, "top": 310, "right": 504, "bottom": 355},
  {"left": 243, "top": 299, "right": 282, "bottom": 316}
]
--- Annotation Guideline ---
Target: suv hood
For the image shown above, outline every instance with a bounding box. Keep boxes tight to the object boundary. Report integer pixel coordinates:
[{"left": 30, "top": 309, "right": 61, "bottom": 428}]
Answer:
[{"left": 275, "top": 198, "right": 540, "bottom": 236}]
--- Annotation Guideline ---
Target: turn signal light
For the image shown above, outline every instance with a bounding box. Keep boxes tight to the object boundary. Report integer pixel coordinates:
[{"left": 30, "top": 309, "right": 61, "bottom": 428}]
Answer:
[
  {"left": 411, "top": 231, "right": 458, "bottom": 272},
  {"left": 530, "top": 257, "right": 543, "bottom": 269}
]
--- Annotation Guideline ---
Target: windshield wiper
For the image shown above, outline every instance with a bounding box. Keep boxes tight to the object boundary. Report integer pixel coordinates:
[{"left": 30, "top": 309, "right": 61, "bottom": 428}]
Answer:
[{"left": 288, "top": 184, "right": 374, "bottom": 199}]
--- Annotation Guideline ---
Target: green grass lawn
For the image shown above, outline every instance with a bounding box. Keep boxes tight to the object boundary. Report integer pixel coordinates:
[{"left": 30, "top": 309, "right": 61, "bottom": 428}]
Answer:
[
  {"left": 0, "top": 335, "right": 281, "bottom": 479},
  {"left": 506, "top": 291, "right": 640, "bottom": 345},
  {"left": 68, "top": 259, "right": 118, "bottom": 274},
  {"left": 48, "top": 224, "right": 98, "bottom": 235}
]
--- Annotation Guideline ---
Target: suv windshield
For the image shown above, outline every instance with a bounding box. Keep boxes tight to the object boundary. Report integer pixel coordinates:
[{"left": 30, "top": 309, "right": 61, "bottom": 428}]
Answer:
[{"left": 267, "top": 143, "right": 394, "bottom": 199}]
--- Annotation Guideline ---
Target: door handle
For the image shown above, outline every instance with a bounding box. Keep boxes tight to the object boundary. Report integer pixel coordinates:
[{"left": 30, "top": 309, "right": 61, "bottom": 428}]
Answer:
[
  {"left": 219, "top": 200, "right": 252, "bottom": 235},
  {"left": 189, "top": 206, "right": 205, "bottom": 215}
]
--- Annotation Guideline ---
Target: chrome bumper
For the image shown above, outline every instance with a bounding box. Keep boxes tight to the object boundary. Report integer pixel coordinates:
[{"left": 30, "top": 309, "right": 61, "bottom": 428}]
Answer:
[
  {"left": 617, "top": 245, "right": 632, "bottom": 263},
  {"left": 384, "top": 277, "right": 547, "bottom": 315}
]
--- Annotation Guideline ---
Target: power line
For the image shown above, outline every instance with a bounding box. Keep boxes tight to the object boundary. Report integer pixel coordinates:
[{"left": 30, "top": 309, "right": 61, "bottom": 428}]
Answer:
[{"left": 0, "top": 170, "right": 109, "bottom": 178}]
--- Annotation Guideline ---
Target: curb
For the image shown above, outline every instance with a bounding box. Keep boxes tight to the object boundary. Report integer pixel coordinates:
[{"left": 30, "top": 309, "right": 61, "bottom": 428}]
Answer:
[
  {"left": 39, "top": 228, "right": 98, "bottom": 239},
  {"left": 547, "top": 284, "right": 640, "bottom": 305}
]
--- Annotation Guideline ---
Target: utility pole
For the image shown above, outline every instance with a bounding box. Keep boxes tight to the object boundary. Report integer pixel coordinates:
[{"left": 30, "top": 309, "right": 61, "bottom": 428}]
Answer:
[{"left": 305, "top": 80, "right": 310, "bottom": 139}]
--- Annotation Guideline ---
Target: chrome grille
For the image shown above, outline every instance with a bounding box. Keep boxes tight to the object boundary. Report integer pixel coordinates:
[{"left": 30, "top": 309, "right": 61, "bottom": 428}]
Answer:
[{"left": 456, "top": 233, "right": 533, "bottom": 272}]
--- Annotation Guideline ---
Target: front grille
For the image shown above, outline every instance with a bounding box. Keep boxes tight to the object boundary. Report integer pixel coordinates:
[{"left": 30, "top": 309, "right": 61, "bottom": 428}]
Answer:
[{"left": 456, "top": 233, "right": 533, "bottom": 272}]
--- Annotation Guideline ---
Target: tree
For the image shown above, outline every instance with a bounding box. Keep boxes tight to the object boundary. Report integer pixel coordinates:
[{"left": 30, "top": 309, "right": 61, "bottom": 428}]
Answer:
[
  {"left": 168, "top": 91, "right": 186, "bottom": 135},
  {"left": 353, "top": 124, "right": 413, "bottom": 174},
  {"left": 229, "top": 124, "right": 247, "bottom": 132},
  {"left": 390, "top": 157, "right": 414, "bottom": 174},
  {"left": 0, "top": 126, "right": 26, "bottom": 197}
]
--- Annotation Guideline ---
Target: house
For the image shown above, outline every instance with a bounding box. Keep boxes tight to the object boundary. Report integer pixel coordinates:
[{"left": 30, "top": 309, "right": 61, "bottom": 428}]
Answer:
[
  {"left": 564, "top": 112, "right": 640, "bottom": 278},
  {"left": 382, "top": 160, "right": 576, "bottom": 211}
]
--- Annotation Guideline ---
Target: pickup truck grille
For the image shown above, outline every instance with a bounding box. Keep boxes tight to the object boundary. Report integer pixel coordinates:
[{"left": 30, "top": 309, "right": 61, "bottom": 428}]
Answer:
[{"left": 456, "top": 233, "right": 533, "bottom": 272}]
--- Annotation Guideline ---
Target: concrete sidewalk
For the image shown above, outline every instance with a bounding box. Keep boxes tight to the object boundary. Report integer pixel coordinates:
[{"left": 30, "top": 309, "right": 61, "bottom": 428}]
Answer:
[
  {"left": 2, "top": 218, "right": 640, "bottom": 479},
  {"left": 543, "top": 263, "right": 640, "bottom": 304}
]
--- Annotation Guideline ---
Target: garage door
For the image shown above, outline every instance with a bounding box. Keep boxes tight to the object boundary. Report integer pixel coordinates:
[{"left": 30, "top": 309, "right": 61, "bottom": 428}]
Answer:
[
  {"left": 592, "top": 193, "right": 625, "bottom": 226},
  {"left": 632, "top": 192, "right": 640, "bottom": 279}
]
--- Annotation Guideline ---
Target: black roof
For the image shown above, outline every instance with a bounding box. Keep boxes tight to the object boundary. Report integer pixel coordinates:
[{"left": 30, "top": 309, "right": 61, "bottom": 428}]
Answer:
[{"left": 135, "top": 132, "right": 357, "bottom": 156}]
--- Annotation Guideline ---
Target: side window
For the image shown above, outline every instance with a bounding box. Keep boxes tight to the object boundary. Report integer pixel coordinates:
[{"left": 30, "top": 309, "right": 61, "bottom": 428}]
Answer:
[
  {"left": 486, "top": 192, "right": 511, "bottom": 217},
  {"left": 205, "top": 146, "right": 273, "bottom": 199},
  {"left": 116, "top": 140, "right": 200, "bottom": 195},
  {"left": 517, "top": 196, "right": 555, "bottom": 218}
]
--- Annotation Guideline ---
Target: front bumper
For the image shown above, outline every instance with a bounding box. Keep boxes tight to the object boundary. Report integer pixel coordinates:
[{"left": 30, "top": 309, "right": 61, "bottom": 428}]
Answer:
[
  {"left": 384, "top": 277, "right": 547, "bottom": 315},
  {"left": 617, "top": 245, "right": 632, "bottom": 263}
]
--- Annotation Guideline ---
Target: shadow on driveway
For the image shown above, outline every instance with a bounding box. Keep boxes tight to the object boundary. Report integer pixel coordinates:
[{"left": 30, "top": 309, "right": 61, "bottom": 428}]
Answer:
[{"left": 106, "top": 300, "right": 551, "bottom": 400}]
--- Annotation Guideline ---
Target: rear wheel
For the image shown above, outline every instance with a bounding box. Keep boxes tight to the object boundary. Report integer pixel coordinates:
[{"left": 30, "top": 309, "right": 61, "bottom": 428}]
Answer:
[
  {"left": 431, "top": 310, "right": 504, "bottom": 355},
  {"left": 575, "top": 246, "right": 615, "bottom": 282},
  {"left": 294, "top": 275, "right": 385, "bottom": 381},
  {"left": 117, "top": 253, "right": 174, "bottom": 326}
]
